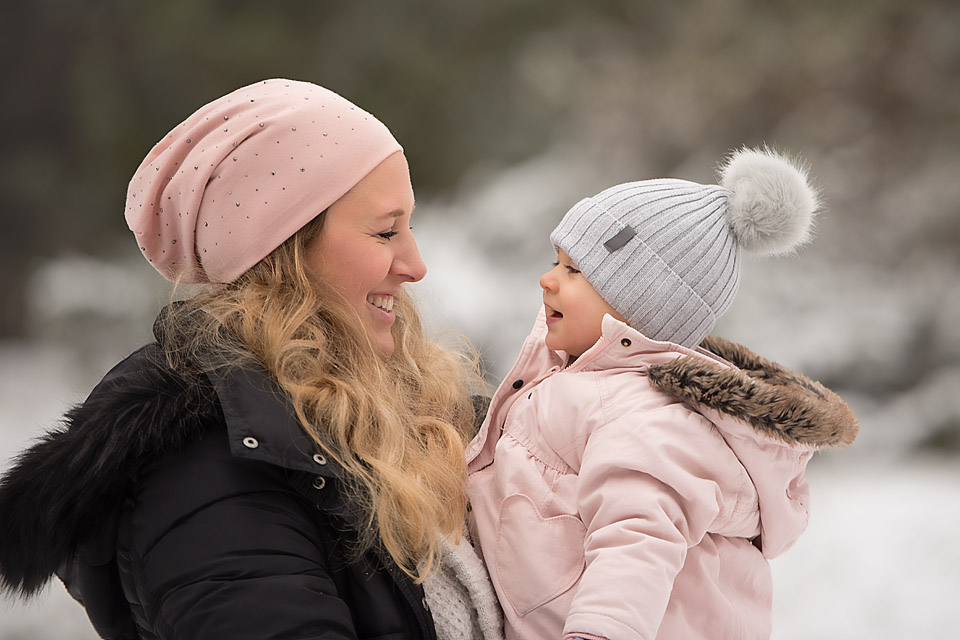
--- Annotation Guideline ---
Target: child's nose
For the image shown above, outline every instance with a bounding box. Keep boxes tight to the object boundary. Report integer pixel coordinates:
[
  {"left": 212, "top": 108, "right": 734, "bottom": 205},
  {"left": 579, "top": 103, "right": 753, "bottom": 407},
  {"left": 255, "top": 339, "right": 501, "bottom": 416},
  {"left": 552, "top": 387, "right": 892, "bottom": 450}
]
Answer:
[{"left": 539, "top": 268, "right": 557, "bottom": 291}]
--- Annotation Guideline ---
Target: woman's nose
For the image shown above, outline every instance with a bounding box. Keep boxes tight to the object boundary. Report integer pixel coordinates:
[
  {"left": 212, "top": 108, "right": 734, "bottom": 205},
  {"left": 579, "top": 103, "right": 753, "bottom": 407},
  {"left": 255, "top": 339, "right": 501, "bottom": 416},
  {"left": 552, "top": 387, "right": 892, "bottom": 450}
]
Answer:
[{"left": 394, "top": 235, "right": 427, "bottom": 282}]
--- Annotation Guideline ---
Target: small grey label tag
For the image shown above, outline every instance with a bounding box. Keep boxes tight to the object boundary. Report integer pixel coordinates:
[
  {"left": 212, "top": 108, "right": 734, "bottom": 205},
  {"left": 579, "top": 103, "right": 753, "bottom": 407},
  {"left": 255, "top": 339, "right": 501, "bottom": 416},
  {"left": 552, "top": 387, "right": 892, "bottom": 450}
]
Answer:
[{"left": 603, "top": 225, "right": 636, "bottom": 251}]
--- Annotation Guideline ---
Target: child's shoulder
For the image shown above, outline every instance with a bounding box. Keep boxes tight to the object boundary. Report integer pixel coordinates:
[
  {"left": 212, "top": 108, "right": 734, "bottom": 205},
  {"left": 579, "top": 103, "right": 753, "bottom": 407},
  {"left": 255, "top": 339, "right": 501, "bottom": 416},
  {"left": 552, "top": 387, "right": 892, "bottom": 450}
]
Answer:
[{"left": 543, "top": 364, "right": 689, "bottom": 425}]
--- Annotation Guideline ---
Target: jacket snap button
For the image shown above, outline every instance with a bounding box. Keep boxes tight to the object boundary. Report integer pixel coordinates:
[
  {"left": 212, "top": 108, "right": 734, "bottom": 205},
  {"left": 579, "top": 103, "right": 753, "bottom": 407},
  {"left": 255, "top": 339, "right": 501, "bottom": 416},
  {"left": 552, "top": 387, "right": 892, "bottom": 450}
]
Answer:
[
  {"left": 512, "top": 379, "right": 524, "bottom": 389},
  {"left": 242, "top": 436, "right": 259, "bottom": 449},
  {"left": 313, "top": 476, "right": 326, "bottom": 490},
  {"left": 313, "top": 453, "right": 328, "bottom": 465},
  {"left": 421, "top": 596, "right": 430, "bottom": 611},
  {"left": 621, "top": 338, "right": 632, "bottom": 347}
]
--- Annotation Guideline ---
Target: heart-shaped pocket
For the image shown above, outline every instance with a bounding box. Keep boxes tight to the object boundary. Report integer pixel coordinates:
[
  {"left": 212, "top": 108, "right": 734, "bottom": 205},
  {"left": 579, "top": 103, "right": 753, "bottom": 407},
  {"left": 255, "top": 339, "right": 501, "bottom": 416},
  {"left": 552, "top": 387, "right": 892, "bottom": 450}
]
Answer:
[{"left": 496, "top": 493, "right": 587, "bottom": 616}]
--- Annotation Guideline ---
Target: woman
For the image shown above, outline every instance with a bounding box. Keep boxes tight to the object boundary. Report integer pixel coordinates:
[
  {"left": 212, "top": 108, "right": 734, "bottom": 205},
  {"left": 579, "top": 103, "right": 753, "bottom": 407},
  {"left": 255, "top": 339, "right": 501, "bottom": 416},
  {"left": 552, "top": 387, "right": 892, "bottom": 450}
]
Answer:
[{"left": 0, "top": 79, "right": 502, "bottom": 640}]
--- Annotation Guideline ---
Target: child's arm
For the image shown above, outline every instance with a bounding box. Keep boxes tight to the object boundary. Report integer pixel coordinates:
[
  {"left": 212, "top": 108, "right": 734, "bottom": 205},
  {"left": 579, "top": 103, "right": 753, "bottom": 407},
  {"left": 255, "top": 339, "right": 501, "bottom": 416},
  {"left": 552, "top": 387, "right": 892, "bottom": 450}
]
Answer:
[{"left": 562, "top": 404, "right": 743, "bottom": 640}]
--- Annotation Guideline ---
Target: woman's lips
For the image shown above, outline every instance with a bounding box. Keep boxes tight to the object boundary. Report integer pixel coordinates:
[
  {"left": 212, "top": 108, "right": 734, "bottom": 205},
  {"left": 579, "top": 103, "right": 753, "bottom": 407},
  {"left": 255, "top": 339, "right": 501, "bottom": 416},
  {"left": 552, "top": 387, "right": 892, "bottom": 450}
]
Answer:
[{"left": 367, "top": 294, "right": 396, "bottom": 321}]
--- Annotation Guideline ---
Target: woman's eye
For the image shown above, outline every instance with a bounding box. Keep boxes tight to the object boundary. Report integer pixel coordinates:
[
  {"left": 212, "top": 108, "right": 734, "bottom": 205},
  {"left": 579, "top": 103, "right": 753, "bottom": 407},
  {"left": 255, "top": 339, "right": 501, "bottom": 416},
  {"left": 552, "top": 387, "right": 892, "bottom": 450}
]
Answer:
[{"left": 377, "top": 230, "right": 398, "bottom": 240}]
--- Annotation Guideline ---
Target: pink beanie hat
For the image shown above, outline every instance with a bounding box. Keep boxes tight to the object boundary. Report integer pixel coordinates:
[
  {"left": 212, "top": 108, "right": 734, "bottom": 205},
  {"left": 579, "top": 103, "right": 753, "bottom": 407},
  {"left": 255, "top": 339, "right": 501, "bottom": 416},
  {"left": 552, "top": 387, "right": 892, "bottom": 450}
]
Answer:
[{"left": 125, "top": 78, "right": 403, "bottom": 283}]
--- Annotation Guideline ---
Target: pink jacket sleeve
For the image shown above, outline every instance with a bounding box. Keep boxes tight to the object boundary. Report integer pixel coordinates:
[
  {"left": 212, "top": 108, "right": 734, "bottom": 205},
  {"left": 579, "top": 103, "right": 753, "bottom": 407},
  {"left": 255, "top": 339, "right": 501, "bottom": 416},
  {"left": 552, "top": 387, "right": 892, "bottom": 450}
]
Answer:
[{"left": 562, "top": 404, "right": 747, "bottom": 640}]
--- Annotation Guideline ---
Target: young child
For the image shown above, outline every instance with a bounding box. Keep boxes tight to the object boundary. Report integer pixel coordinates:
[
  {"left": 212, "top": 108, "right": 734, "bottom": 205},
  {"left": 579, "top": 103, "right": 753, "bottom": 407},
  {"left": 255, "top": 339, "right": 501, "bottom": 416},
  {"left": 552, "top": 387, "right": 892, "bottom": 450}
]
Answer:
[{"left": 465, "top": 147, "right": 859, "bottom": 640}]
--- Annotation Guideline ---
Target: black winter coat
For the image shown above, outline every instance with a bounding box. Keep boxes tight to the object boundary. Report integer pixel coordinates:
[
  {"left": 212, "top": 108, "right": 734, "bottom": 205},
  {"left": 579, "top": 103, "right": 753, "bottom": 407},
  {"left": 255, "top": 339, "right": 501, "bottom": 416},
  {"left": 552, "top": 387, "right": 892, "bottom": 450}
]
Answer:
[{"left": 0, "top": 337, "right": 438, "bottom": 639}]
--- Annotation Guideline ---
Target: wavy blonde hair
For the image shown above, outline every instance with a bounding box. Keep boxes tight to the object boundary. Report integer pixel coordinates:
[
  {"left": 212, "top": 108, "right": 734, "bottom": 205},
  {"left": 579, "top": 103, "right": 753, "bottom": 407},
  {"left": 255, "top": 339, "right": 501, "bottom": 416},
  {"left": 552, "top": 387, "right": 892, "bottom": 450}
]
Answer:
[{"left": 159, "top": 214, "right": 483, "bottom": 580}]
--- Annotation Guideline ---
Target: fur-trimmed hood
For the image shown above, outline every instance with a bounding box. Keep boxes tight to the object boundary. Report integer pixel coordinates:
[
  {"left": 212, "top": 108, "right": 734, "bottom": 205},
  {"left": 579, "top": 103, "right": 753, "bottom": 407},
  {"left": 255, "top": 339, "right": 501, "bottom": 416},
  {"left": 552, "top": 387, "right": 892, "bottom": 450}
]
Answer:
[
  {"left": 0, "top": 339, "right": 355, "bottom": 602},
  {"left": 649, "top": 331, "right": 859, "bottom": 558},
  {"left": 649, "top": 334, "right": 858, "bottom": 449},
  {"left": 0, "top": 344, "right": 219, "bottom": 598}
]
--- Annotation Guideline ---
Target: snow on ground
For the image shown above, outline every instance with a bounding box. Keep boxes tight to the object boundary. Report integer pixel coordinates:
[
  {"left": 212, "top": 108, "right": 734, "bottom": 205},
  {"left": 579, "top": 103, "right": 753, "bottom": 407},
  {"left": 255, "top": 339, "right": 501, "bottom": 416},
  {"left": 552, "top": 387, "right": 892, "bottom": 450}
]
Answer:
[{"left": 770, "top": 454, "right": 960, "bottom": 639}]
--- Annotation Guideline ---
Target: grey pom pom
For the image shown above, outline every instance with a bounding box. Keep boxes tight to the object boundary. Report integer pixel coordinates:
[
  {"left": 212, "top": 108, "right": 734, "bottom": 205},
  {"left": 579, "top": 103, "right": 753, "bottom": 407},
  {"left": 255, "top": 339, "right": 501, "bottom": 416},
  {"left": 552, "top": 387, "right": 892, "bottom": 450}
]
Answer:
[{"left": 718, "top": 147, "right": 819, "bottom": 255}]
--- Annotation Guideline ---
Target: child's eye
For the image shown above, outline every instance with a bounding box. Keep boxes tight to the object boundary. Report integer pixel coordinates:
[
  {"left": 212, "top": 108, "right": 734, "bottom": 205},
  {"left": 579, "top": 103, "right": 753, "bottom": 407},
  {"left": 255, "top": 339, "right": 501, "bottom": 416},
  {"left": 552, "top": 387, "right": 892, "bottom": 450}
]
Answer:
[
  {"left": 565, "top": 265, "right": 580, "bottom": 274},
  {"left": 377, "top": 230, "right": 398, "bottom": 240}
]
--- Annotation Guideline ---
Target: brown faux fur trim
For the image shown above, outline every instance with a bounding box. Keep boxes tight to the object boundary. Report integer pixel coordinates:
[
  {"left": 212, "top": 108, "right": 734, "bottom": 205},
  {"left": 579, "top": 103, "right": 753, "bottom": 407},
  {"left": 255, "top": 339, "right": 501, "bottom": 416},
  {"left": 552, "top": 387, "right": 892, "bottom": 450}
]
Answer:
[{"left": 647, "top": 336, "right": 858, "bottom": 448}]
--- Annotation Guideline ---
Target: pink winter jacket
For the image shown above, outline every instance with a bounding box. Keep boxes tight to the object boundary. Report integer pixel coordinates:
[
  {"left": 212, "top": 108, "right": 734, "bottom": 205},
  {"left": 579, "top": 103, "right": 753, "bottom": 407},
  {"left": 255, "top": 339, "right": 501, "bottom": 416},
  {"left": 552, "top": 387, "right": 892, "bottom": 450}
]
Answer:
[{"left": 466, "top": 312, "right": 857, "bottom": 640}]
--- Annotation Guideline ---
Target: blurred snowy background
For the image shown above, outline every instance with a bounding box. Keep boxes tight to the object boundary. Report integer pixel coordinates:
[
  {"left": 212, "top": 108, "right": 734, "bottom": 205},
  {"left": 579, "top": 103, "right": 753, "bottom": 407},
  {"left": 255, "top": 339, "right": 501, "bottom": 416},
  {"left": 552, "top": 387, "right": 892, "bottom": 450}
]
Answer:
[{"left": 2, "top": 1, "right": 959, "bottom": 638}]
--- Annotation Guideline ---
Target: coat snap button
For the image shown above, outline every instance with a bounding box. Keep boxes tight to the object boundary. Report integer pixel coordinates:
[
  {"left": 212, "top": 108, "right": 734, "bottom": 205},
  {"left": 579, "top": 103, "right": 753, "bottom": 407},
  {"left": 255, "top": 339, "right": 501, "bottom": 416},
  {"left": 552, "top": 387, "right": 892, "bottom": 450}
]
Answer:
[
  {"left": 312, "top": 453, "right": 327, "bottom": 465},
  {"left": 621, "top": 338, "right": 632, "bottom": 347},
  {"left": 512, "top": 379, "right": 524, "bottom": 389},
  {"left": 313, "top": 476, "right": 326, "bottom": 490},
  {"left": 242, "top": 436, "right": 259, "bottom": 449}
]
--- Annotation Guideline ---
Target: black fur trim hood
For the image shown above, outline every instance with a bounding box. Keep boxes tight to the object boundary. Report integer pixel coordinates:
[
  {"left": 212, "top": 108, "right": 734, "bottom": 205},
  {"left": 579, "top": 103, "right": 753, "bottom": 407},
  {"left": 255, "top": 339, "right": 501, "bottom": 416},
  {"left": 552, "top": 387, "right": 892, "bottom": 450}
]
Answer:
[{"left": 0, "top": 344, "right": 219, "bottom": 597}]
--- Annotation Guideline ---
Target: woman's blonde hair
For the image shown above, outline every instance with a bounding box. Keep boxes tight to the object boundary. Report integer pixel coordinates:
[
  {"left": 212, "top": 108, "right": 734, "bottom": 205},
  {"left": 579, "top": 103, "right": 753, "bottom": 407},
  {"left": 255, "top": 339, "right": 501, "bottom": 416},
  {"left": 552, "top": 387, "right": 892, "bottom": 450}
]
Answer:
[{"left": 159, "top": 214, "right": 483, "bottom": 580}]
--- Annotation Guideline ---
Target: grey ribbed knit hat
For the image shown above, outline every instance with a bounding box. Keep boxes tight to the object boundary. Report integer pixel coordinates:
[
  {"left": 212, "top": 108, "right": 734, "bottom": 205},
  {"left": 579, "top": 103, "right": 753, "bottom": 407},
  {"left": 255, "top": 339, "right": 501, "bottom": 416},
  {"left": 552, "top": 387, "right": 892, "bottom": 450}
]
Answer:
[{"left": 549, "top": 147, "right": 819, "bottom": 348}]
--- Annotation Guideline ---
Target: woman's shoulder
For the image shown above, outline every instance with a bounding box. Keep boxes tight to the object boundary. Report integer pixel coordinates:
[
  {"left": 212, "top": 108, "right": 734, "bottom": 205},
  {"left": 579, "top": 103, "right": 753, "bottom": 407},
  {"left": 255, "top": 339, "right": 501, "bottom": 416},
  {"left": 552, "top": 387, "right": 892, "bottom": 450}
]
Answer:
[
  {"left": 17, "top": 341, "right": 216, "bottom": 488},
  {"left": 88, "top": 342, "right": 218, "bottom": 430}
]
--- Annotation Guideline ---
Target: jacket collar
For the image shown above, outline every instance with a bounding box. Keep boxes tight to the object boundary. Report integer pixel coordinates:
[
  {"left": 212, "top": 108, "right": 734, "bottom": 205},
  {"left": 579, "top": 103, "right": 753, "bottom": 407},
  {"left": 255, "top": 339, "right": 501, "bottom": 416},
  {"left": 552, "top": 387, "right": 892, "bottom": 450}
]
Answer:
[
  {"left": 545, "top": 311, "right": 857, "bottom": 448},
  {"left": 563, "top": 313, "right": 729, "bottom": 372},
  {"left": 152, "top": 304, "right": 340, "bottom": 478},
  {"left": 204, "top": 363, "right": 343, "bottom": 478},
  {"left": 469, "top": 309, "right": 857, "bottom": 469}
]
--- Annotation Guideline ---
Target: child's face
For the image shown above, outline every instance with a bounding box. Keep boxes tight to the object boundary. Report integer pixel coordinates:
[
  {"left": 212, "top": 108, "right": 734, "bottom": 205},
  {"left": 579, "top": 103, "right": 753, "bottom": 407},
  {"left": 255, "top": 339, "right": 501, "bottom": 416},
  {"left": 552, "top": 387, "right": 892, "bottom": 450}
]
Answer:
[{"left": 540, "top": 249, "right": 625, "bottom": 357}]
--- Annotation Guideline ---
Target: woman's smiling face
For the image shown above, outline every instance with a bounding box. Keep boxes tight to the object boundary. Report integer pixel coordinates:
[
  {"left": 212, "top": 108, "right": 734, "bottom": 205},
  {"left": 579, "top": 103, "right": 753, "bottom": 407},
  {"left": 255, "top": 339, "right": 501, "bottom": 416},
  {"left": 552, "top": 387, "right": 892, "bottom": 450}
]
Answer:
[{"left": 305, "top": 152, "right": 426, "bottom": 356}]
